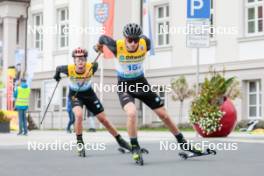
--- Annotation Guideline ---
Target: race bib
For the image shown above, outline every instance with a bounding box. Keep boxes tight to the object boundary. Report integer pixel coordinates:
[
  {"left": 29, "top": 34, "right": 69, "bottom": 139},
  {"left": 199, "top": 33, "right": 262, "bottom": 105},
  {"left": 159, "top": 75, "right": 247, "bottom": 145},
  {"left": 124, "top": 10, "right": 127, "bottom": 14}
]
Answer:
[{"left": 116, "top": 62, "right": 144, "bottom": 78}]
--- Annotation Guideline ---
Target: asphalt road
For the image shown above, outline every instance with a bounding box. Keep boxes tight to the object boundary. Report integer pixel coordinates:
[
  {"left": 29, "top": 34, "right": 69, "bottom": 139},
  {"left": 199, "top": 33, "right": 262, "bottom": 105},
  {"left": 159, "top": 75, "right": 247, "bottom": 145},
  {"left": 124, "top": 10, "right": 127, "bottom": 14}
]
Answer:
[{"left": 0, "top": 140, "right": 263, "bottom": 176}]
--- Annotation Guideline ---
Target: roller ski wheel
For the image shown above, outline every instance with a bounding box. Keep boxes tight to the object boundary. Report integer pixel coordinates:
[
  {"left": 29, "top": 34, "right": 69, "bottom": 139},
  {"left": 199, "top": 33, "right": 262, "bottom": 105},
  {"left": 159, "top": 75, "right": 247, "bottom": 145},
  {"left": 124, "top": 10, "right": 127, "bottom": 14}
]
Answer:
[
  {"left": 77, "top": 143, "right": 86, "bottom": 157},
  {"left": 179, "top": 148, "right": 216, "bottom": 160},
  {"left": 132, "top": 148, "right": 149, "bottom": 166},
  {"left": 133, "top": 151, "right": 144, "bottom": 166}
]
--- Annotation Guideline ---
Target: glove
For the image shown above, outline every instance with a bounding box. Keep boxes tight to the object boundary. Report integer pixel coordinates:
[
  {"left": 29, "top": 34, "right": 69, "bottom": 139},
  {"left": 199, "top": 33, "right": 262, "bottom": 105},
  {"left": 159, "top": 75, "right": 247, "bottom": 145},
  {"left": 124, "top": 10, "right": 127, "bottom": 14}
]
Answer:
[
  {"left": 94, "top": 44, "right": 103, "bottom": 53},
  {"left": 53, "top": 71, "right": 61, "bottom": 82},
  {"left": 92, "top": 62, "right": 98, "bottom": 74}
]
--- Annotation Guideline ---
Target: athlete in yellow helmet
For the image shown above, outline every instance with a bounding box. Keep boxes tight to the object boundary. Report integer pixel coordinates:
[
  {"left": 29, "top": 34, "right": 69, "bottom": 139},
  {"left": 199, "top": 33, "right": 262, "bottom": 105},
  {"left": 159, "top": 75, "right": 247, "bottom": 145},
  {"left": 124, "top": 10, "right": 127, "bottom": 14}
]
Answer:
[
  {"left": 96, "top": 23, "right": 202, "bottom": 164},
  {"left": 53, "top": 47, "right": 131, "bottom": 157}
]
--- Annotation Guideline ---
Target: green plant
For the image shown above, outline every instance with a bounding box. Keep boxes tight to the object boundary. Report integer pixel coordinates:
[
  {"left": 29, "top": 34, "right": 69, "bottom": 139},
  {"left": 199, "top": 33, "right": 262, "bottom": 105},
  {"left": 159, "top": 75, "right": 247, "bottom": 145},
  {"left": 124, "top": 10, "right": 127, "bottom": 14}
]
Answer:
[
  {"left": 171, "top": 76, "right": 194, "bottom": 123},
  {"left": 225, "top": 79, "right": 241, "bottom": 100},
  {"left": 0, "top": 110, "right": 10, "bottom": 123},
  {"left": 189, "top": 68, "right": 239, "bottom": 135}
]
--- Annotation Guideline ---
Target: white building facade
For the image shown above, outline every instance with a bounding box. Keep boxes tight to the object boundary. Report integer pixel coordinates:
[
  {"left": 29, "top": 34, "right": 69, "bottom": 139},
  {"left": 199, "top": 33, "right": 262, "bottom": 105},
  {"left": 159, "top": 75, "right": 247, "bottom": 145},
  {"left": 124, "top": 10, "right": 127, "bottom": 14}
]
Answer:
[{"left": 1, "top": 0, "right": 264, "bottom": 129}]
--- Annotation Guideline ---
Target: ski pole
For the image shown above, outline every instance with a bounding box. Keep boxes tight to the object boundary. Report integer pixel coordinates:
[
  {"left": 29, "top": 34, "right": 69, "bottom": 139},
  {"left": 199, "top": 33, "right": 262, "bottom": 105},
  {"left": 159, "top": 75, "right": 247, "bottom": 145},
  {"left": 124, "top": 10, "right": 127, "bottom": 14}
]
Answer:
[
  {"left": 40, "top": 81, "right": 60, "bottom": 125},
  {"left": 73, "top": 50, "right": 102, "bottom": 98}
]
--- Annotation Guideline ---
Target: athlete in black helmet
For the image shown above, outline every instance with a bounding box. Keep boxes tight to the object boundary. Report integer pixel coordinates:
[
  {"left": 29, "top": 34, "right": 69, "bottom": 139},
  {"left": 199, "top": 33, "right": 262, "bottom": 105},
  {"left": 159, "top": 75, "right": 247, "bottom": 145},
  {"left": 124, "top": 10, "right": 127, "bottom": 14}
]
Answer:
[{"left": 95, "top": 23, "right": 202, "bottom": 164}]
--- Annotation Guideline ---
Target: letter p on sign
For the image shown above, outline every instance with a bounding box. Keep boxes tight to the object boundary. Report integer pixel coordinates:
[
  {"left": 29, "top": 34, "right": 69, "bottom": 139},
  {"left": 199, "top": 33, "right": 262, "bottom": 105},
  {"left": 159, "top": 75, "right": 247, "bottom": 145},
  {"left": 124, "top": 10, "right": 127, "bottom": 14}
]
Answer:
[{"left": 187, "top": 0, "right": 210, "bottom": 19}]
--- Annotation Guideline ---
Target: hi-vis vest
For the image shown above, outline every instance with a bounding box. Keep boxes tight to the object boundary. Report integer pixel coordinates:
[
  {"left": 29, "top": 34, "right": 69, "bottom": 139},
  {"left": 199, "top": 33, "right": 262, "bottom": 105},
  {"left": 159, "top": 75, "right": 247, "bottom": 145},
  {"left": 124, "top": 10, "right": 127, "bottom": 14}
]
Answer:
[
  {"left": 116, "top": 38, "right": 147, "bottom": 79},
  {"left": 15, "top": 87, "right": 30, "bottom": 107},
  {"left": 68, "top": 63, "right": 93, "bottom": 91}
]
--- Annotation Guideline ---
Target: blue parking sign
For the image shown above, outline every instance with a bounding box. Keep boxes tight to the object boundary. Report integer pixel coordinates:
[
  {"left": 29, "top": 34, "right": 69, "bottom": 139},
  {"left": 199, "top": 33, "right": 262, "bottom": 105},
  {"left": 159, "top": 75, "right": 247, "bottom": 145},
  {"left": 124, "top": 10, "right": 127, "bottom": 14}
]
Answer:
[{"left": 187, "top": 0, "right": 210, "bottom": 19}]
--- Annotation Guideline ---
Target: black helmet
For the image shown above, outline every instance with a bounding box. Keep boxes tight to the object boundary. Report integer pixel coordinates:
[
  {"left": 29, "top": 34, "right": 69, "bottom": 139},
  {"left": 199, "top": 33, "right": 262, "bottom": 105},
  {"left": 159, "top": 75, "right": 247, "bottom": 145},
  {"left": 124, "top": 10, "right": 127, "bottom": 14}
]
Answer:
[
  {"left": 72, "top": 47, "right": 88, "bottom": 58},
  {"left": 123, "top": 23, "right": 142, "bottom": 38}
]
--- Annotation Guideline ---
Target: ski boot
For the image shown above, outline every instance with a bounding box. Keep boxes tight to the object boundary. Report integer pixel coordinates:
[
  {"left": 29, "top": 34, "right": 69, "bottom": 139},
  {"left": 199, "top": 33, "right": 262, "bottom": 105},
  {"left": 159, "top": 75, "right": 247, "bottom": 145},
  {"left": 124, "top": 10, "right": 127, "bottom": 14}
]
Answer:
[
  {"left": 117, "top": 137, "right": 132, "bottom": 153},
  {"left": 76, "top": 141, "right": 86, "bottom": 157}
]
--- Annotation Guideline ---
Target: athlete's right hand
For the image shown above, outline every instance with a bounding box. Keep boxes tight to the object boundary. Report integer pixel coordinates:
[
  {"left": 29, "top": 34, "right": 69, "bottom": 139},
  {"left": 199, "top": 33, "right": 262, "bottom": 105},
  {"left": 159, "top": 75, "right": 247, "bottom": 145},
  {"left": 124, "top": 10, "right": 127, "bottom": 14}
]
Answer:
[
  {"left": 92, "top": 62, "right": 98, "bottom": 74},
  {"left": 53, "top": 71, "right": 61, "bottom": 82},
  {"left": 94, "top": 44, "right": 103, "bottom": 53}
]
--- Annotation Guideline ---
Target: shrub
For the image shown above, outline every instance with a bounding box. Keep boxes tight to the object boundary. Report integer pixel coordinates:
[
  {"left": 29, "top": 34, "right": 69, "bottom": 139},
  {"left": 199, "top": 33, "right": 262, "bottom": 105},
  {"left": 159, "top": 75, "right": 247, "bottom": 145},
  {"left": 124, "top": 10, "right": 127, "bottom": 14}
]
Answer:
[
  {"left": 189, "top": 68, "right": 239, "bottom": 135},
  {"left": 0, "top": 110, "right": 11, "bottom": 123}
]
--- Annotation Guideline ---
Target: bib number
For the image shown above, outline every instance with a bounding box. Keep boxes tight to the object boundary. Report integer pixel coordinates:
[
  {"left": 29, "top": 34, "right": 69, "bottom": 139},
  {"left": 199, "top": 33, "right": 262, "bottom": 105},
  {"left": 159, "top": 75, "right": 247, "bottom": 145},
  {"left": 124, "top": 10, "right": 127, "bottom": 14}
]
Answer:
[{"left": 128, "top": 64, "right": 141, "bottom": 71}]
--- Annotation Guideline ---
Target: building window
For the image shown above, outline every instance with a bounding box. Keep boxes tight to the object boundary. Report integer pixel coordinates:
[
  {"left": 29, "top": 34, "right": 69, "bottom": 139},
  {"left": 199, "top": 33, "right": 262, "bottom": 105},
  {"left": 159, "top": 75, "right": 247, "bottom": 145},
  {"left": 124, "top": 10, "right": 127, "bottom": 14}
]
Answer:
[
  {"left": 34, "top": 89, "right": 41, "bottom": 110},
  {"left": 33, "top": 13, "right": 43, "bottom": 51},
  {"left": 245, "top": 0, "right": 264, "bottom": 35},
  {"left": 210, "top": 0, "right": 215, "bottom": 38},
  {"left": 155, "top": 4, "right": 170, "bottom": 47},
  {"left": 62, "top": 86, "right": 67, "bottom": 109},
  {"left": 57, "top": 8, "right": 69, "bottom": 49},
  {"left": 248, "top": 80, "right": 262, "bottom": 119}
]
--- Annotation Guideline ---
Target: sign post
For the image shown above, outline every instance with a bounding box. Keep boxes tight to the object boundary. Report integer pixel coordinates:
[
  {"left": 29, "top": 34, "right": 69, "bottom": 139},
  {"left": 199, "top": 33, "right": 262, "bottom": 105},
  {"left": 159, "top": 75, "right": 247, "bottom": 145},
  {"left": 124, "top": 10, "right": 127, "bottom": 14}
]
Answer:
[{"left": 187, "top": 0, "right": 211, "bottom": 95}]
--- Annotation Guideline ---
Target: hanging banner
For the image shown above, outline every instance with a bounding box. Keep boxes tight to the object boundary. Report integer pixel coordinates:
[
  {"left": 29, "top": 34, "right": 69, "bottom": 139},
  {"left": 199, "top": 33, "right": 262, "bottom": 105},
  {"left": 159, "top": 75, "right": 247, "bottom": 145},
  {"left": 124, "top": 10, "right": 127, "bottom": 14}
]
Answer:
[
  {"left": 143, "top": 0, "right": 155, "bottom": 55},
  {"left": 93, "top": 0, "right": 115, "bottom": 58},
  {"left": 27, "top": 49, "right": 41, "bottom": 86},
  {"left": 6, "top": 67, "right": 16, "bottom": 111},
  {"left": 15, "top": 49, "right": 24, "bottom": 84}
]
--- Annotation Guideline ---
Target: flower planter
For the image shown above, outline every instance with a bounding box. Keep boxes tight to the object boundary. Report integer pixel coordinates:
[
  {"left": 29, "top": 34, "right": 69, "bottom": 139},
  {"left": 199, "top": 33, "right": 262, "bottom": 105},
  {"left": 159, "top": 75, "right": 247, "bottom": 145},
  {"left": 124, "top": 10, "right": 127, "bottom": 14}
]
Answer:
[
  {"left": 193, "top": 99, "right": 237, "bottom": 137},
  {"left": 0, "top": 121, "right": 10, "bottom": 133}
]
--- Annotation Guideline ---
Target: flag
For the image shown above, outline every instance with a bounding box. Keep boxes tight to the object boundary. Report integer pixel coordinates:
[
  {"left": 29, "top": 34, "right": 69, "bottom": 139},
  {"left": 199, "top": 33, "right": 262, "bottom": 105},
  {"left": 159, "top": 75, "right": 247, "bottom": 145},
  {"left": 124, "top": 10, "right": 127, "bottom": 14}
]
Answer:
[
  {"left": 27, "top": 49, "right": 41, "bottom": 86},
  {"left": 93, "top": 0, "right": 115, "bottom": 58},
  {"left": 143, "top": 0, "right": 155, "bottom": 55},
  {"left": 7, "top": 67, "right": 16, "bottom": 111}
]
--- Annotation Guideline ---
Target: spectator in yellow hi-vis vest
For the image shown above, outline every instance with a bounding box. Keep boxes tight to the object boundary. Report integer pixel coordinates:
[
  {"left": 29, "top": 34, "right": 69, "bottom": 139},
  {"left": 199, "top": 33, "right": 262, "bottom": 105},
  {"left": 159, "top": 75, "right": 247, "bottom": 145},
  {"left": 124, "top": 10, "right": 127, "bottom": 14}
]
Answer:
[{"left": 14, "top": 79, "right": 31, "bottom": 136}]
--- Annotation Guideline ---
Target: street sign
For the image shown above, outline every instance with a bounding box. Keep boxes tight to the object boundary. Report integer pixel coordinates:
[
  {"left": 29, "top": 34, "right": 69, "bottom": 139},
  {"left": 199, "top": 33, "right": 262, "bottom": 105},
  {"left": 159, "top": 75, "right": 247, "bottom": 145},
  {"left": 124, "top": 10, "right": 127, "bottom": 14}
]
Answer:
[
  {"left": 187, "top": 0, "right": 211, "bottom": 19},
  {"left": 186, "top": 0, "right": 211, "bottom": 48},
  {"left": 186, "top": 19, "right": 210, "bottom": 48},
  {"left": 186, "top": 0, "right": 211, "bottom": 99}
]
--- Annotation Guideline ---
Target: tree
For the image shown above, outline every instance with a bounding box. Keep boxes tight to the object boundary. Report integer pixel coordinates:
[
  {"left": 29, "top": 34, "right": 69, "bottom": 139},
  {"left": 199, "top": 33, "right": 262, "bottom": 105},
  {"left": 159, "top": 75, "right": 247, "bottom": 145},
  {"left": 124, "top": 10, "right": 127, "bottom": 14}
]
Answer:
[{"left": 171, "top": 76, "right": 194, "bottom": 123}]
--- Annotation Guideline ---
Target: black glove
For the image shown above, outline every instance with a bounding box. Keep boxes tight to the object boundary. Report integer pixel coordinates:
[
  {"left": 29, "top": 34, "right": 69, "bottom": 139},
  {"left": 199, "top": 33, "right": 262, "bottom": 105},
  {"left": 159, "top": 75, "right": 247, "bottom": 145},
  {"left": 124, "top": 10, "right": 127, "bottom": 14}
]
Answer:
[
  {"left": 94, "top": 44, "right": 103, "bottom": 53},
  {"left": 92, "top": 62, "right": 98, "bottom": 74},
  {"left": 53, "top": 71, "right": 61, "bottom": 82}
]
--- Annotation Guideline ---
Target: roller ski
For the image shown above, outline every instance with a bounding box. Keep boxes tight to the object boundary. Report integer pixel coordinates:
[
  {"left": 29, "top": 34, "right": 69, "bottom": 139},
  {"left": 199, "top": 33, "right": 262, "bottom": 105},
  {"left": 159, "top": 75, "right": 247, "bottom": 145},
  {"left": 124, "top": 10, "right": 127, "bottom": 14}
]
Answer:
[
  {"left": 117, "top": 139, "right": 149, "bottom": 155},
  {"left": 118, "top": 146, "right": 149, "bottom": 154},
  {"left": 179, "top": 148, "right": 216, "bottom": 160},
  {"left": 175, "top": 133, "right": 216, "bottom": 160},
  {"left": 76, "top": 142, "right": 86, "bottom": 157}
]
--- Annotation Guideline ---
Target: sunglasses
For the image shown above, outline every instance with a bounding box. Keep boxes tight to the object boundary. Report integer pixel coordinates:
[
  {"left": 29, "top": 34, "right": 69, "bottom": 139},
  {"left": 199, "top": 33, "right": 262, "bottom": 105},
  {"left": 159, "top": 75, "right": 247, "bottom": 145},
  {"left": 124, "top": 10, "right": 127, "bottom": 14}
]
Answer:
[
  {"left": 126, "top": 37, "right": 140, "bottom": 43},
  {"left": 75, "top": 57, "right": 87, "bottom": 63}
]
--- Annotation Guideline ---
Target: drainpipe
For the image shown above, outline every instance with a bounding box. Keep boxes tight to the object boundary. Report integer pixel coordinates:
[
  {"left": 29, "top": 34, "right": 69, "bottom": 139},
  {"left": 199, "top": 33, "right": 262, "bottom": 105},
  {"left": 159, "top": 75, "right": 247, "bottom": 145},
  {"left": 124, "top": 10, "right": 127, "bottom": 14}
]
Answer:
[{"left": 23, "top": 1, "right": 30, "bottom": 79}]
